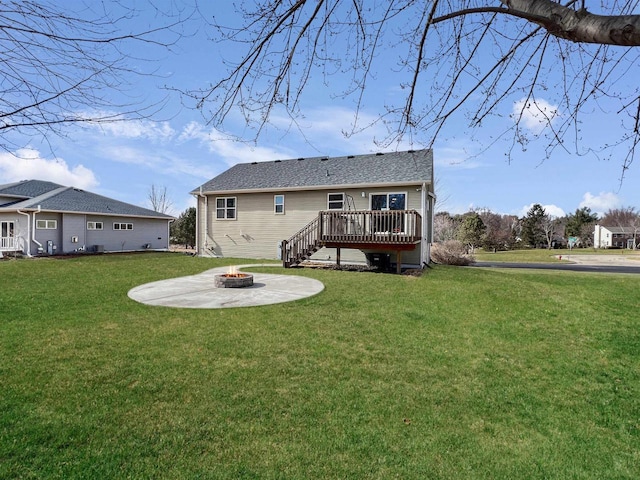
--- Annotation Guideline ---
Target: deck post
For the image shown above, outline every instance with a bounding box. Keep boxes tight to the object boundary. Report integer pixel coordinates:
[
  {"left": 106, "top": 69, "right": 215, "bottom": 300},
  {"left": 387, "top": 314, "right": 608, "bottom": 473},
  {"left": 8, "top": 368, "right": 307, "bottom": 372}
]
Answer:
[
  {"left": 396, "top": 250, "right": 402, "bottom": 274},
  {"left": 281, "top": 239, "right": 288, "bottom": 267},
  {"left": 336, "top": 246, "right": 341, "bottom": 266}
]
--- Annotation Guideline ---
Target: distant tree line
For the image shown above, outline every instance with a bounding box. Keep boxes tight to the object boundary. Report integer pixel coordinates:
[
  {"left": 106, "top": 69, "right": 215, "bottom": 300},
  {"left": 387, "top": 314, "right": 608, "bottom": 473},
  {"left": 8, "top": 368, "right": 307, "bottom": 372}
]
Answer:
[{"left": 434, "top": 206, "right": 640, "bottom": 251}]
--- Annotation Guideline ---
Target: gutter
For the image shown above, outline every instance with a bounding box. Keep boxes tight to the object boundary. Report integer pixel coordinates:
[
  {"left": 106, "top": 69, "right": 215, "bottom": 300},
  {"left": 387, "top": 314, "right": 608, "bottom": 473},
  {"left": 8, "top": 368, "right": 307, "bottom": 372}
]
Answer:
[{"left": 16, "top": 209, "right": 31, "bottom": 256}]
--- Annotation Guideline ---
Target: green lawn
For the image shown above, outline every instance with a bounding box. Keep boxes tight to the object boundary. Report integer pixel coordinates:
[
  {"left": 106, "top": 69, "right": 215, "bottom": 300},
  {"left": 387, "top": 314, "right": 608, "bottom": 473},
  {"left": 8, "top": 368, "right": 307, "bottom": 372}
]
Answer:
[{"left": 1, "top": 253, "right": 639, "bottom": 479}]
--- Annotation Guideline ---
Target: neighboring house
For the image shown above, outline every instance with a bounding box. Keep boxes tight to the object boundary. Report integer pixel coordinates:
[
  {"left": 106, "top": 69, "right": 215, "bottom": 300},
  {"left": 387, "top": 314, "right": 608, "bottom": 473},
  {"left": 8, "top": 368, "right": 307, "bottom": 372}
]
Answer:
[
  {"left": 0, "top": 180, "right": 174, "bottom": 256},
  {"left": 192, "top": 150, "right": 435, "bottom": 271},
  {"left": 593, "top": 224, "right": 639, "bottom": 249}
]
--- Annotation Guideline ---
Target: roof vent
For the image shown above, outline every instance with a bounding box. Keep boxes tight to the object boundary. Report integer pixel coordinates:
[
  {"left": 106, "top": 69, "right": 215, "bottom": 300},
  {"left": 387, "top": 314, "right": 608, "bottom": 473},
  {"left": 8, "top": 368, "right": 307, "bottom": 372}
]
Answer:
[
  {"left": 376, "top": 152, "right": 384, "bottom": 156},
  {"left": 347, "top": 155, "right": 355, "bottom": 159},
  {"left": 251, "top": 162, "right": 258, "bottom": 165},
  {"left": 320, "top": 157, "right": 329, "bottom": 161},
  {"left": 408, "top": 149, "right": 415, "bottom": 153},
  {"left": 297, "top": 157, "right": 304, "bottom": 161},
  {"left": 274, "top": 159, "right": 281, "bottom": 163}
]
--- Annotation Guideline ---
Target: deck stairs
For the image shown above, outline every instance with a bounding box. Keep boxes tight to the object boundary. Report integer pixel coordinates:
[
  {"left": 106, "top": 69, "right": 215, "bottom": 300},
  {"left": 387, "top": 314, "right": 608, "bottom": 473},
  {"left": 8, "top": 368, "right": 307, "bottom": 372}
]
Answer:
[{"left": 281, "top": 216, "right": 321, "bottom": 267}]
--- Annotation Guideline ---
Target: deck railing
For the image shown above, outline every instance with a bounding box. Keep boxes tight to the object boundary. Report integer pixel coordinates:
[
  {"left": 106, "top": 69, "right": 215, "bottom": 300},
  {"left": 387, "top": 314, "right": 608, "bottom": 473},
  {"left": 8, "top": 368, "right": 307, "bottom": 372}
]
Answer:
[
  {"left": 319, "top": 210, "right": 421, "bottom": 244},
  {"left": 0, "top": 236, "right": 16, "bottom": 251},
  {"left": 282, "top": 210, "right": 422, "bottom": 267}
]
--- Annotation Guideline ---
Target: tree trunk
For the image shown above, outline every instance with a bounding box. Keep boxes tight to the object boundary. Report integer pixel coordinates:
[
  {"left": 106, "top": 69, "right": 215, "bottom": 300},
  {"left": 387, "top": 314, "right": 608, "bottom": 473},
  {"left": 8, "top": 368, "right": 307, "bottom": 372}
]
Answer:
[{"left": 502, "top": 0, "right": 640, "bottom": 46}]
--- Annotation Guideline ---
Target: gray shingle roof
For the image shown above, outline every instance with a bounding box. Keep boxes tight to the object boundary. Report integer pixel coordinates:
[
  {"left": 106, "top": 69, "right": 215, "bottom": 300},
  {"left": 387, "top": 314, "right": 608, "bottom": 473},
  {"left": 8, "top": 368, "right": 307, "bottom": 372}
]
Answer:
[
  {"left": 0, "top": 179, "right": 64, "bottom": 198},
  {"left": 0, "top": 180, "right": 173, "bottom": 219},
  {"left": 601, "top": 226, "right": 638, "bottom": 234},
  {"left": 193, "top": 149, "right": 433, "bottom": 194}
]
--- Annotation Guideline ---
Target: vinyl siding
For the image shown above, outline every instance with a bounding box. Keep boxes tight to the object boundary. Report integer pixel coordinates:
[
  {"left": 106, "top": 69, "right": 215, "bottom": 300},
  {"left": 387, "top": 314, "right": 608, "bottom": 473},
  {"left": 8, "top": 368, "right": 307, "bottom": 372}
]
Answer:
[
  {"left": 203, "top": 185, "right": 424, "bottom": 264},
  {"left": 33, "top": 213, "right": 62, "bottom": 253},
  {"left": 84, "top": 216, "right": 169, "bottom": 252}
]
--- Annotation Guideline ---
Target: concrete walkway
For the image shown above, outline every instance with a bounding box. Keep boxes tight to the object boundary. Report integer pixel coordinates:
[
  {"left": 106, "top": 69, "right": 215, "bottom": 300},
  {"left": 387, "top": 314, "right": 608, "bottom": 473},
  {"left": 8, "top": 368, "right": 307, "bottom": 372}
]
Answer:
[
  {"left": 557, "top": 254, "right": 640, "bottom": 266},
  {"left": 128, "top": 265, "right": 324, "bottom": 309}
]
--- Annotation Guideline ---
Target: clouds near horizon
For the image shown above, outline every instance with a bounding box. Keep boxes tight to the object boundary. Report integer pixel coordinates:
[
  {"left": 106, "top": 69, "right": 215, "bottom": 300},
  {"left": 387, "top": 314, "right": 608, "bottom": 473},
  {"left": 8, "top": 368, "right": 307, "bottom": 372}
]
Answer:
[
  {"left": 0, "top": 149, "right": 98, "bottom": 189},
  {"left": 579, "top": 192, "right": 621, "bottom": 215}
]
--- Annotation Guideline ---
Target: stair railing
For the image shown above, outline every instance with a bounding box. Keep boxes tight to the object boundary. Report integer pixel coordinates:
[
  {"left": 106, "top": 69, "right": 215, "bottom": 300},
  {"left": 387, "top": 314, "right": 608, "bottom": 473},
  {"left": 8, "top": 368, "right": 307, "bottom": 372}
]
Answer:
[{"left": 281, "top": 216, "right": 320, "bottom": 267}]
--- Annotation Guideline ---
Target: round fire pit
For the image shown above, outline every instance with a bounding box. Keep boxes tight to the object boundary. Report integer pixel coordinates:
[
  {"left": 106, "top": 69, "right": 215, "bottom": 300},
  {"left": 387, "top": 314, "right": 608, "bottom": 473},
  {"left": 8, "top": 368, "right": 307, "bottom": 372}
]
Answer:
[{"left": 214, "top": 273, "right": 254, "bottom": 288}]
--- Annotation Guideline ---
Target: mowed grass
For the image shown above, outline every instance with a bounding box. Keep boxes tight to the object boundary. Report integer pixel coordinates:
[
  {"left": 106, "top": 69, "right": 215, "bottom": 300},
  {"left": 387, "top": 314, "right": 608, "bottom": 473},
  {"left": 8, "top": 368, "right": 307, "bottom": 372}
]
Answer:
[{"left": 1, "top": 253, "right": 639, "bottom": 479}]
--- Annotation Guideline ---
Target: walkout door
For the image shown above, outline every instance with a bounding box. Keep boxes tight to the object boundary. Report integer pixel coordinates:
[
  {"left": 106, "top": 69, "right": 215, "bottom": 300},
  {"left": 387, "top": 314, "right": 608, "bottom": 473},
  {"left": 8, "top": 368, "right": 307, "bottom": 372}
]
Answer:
[{"left": 370, "top": 193, "right": 406, "bottom": 233}]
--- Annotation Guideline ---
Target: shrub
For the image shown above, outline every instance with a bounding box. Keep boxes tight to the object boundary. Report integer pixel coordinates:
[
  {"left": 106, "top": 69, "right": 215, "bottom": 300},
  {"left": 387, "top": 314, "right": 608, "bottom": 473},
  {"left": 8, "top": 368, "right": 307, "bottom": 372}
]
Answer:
[{"left": 431, "top": 240, "right": 476, "bottom": 266}]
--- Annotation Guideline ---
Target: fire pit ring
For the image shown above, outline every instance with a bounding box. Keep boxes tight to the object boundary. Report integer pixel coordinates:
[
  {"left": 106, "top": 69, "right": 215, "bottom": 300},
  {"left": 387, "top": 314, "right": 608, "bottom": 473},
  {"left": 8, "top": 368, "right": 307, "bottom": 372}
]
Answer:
[{"left": 214, "top": 272, "right": 254, "bottom": 288}]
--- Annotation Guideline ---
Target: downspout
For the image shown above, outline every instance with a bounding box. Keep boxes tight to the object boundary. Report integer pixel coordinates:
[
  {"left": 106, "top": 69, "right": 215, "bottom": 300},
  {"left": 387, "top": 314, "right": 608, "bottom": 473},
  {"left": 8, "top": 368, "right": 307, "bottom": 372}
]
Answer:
[
  {"left": 196, "top": 186, "right": 208, "bottom": 256},
  {"left": 420, "top": 183, "right": 428, "bottom": 267},
  {"left": 167, "top": 218, "right": 174, "bottom": 251},
  {"left": 16, "top": 209, "right": 31, "bottom": 256},
  {"left": 31, "top": 205, "right": 43, "bottom": 253}
]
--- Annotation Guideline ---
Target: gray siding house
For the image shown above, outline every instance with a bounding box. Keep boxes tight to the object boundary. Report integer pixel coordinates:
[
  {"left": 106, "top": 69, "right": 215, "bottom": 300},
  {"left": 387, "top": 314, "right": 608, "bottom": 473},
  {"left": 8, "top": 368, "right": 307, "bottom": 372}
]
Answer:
[
  {"left": 192, "top": 150, "right": 435, "bottom": 271},
  {"left": 0, "top": 180, "right": 174, "bottom": 256}
]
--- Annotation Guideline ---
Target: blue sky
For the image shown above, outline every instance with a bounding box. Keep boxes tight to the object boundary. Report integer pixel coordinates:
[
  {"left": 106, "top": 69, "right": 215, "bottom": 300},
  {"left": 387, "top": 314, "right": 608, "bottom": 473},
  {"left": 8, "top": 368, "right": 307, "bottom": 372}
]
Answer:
[{"left": 2, "top": 1, "right": 639, "bottom": 219}]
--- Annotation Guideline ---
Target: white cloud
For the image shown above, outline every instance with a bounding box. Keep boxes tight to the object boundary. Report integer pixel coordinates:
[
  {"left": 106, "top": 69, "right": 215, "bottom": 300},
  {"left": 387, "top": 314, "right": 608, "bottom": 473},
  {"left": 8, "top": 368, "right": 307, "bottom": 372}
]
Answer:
[
  {"left": 512, "top": 98, "right": 559, "bottom": 133},
  {"left": 518, "top": 203, "right": 565, "bottom": 218},
  {"left": 179, "top": 122, "right": 293, "bottom": 167},
  {"left": 102, "top": 143, "right": 216, "bottom": 180},
  {"left": 433, "top": 142, "right": 483, "bottom": 169},
  {"left": 579, "top": 192, "right": 620, "bottom": 215},
  {"left": 95, "top": 119, "right": 175, "bottom": 141},
  {"left": 0, "top": 148, "right": 98, "bottom": 189}
]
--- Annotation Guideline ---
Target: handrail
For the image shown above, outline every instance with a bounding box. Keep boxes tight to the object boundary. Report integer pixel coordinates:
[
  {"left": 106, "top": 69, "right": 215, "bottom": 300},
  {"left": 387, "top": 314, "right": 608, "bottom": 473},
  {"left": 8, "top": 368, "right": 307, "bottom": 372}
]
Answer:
[
  {"left": 281, "top": 216, "right": 320, "bottom": 267},
  {"left": 319, "top": 210, "right": 421, "bottom": 243}
]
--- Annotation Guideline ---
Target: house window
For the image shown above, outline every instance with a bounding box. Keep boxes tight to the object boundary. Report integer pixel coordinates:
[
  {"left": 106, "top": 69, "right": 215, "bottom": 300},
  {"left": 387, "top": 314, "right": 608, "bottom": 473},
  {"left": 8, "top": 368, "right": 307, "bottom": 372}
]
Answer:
[
  {"left": 216, "top": 197, "right": 236, "bottom": 220},
  {"left": 113, "top": 223, "right": 133, "bottom": 230},
  {"left": 371, "top": 193, "right": 406, "bottom": 211},
  {"left": 36, "top": 219, "right": 57, "bottom": 229},
  {"left": 327, "top": 193, "right": 345, "bottom": 210},
  {"left": 274, "top": 195, "right": 285, "bottom": 214},
  {"left": 87, "top": 221, "right": 103, "bottom": 230}
]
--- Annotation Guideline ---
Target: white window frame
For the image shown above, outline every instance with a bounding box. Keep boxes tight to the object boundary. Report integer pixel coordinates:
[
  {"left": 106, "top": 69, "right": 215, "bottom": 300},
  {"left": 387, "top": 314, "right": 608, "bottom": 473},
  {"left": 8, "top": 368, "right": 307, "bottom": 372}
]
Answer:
[
  {"left": 216, "top": 197, "right": 237, "bottom": 220},
  {"left": 36, "top": 219, "right": 57, "bottom": 229},
  {"left": 369, "top": 192, "right": 408, "bottom": 211},
  {"left": 274, "top": 194, "right": 285, "bottom": 214},
  {"left": 113, "top": 223, "right": 133, "bottom": 231},
  {"left": 327, "top": 193, "right": 345, "bottom": 210},
  {"left": 87, "top": 221, "right": 103, "bottom": 230}
]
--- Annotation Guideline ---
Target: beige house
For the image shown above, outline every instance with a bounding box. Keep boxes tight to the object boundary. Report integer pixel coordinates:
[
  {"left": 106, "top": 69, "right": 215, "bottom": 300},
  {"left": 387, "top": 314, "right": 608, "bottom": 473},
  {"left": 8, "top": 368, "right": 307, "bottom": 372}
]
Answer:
[{"left": 192, "top": 150, "right": 435, "bottom": 271}]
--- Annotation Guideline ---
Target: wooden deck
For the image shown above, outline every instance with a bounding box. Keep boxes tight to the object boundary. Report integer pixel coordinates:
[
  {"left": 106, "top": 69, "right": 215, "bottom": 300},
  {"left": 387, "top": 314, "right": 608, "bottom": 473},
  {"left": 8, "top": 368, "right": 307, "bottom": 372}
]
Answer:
[{"left": 282, "top": 210, "right": 422, "bottom": 270}]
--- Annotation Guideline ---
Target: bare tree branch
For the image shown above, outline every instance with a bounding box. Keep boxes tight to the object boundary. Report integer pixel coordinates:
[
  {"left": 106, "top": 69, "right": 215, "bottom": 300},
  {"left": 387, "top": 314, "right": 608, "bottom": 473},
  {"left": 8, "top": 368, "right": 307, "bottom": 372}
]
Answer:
[
  {"left": 0, "top": 0, "right": 193, "bottom": 152},
  {"left": 187, "top": 0, "right": 640, "bottom": 174}
]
